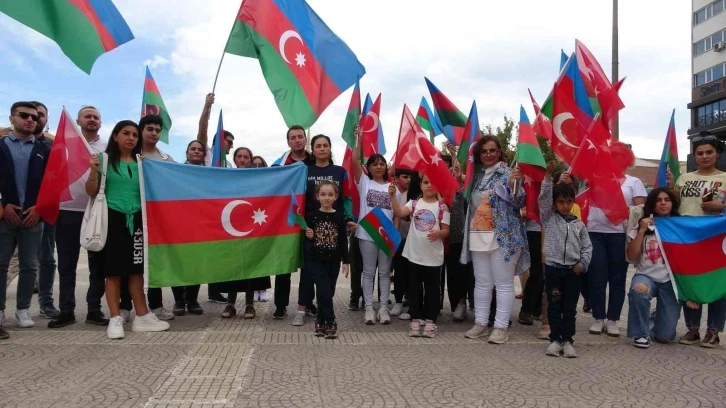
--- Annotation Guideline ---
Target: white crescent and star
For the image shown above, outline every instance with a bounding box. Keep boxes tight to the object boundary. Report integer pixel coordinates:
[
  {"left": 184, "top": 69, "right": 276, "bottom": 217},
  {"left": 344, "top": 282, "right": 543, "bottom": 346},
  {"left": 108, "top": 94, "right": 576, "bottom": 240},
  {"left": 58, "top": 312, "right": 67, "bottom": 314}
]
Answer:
[
  {"left": 553, "top": 113, "right": 579, "bottom": 149},
  {"left": 279, "top": 30, "right": 305, "bottom": 67},
  {"left": 414, "top": 131, "right": 431, "bottom": 165},
  {"left": 221, "top": 200, "right": 268, "bottom": 237},
  {"left": 721, "top": 236, "right": 726, "bottom": 256}
]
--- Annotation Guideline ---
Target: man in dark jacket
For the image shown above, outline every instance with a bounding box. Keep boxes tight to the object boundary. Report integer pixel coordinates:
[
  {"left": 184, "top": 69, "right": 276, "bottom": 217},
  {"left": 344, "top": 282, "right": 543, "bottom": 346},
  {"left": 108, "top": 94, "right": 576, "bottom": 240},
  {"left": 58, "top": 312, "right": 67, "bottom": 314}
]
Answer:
[{"left": 0, "top": 101, "right": 49, "bottom": 334}]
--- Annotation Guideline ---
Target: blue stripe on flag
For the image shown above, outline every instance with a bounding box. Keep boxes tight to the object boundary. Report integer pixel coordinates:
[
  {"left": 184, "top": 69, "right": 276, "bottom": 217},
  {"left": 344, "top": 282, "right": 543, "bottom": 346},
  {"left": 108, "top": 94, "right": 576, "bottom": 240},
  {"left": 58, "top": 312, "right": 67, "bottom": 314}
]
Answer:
[{"left": 655, "top": 216, "right": 726, "bottom": 244}]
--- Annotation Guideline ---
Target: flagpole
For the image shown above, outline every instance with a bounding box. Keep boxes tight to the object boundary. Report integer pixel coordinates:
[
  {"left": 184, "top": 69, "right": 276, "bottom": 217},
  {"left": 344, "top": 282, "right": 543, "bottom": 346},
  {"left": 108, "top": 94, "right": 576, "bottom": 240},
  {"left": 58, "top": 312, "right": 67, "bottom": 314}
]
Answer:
[{"left": 212, "top": 1, "right": 243, "bottom": 94}]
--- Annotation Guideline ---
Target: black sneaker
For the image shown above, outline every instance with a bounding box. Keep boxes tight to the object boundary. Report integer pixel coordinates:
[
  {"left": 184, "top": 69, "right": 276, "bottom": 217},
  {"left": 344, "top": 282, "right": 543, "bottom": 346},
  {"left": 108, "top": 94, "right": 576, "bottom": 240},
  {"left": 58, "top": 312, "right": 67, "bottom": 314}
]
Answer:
[
  {"left": 583, "top": 299, "right": 592, "bottom": 313},
  {"left": 314, "top": 321, "right": 325, "bottom": 337},
  {"left": 325, "top": 321, "right": 338, "bottom": 339},
  {"left": 348, "top": 300, "right": 360, "bottom": 311},
  {"left": 518, "top": 311, "right": 534, "bottom": 325},
  {"left": 208, "top": 293, "right": 228, "bottom": 303},
  {"left": 186, "top": 301, "right": 203, "bottom": 315},
  {"left": 305, "top": 304, "right": 318, "bottom": 317},
  {"left": 85, "top": 311, "right": 109, "bottom": 326},
  {"left": 273, "top": 307, "right": 287, "bottom": 320},
  {"left": 0, "top": 326, "right": 8, "bottom": 339},
  {"left": 48, "top": 312, "right": 76, "bottom": 328},
  {"left": 220, "top": 304, "right": 236, "bottom": 318},
  {"left": 39, "top": 306, "right": 61, "bottom": 319},
  {"left": 173, "top": 301, "right": 186, "bottom": 316}
]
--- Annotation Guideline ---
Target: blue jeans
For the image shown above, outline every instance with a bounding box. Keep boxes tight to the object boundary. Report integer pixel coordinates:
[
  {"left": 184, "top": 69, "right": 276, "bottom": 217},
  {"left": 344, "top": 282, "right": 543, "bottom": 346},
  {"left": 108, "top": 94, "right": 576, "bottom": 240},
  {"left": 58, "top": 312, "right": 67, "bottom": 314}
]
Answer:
[
  {"left": 588, "top": 232, "right": 628, "bottom": 321},
  {"left": 0, "top": 220, "right": 43, "bottom": 311},
  {"left": 626, "top": 274, "right": 680, "bottom": 341},
  {"left": 682, "top": 297, "right": 726, "bottom": 332},
  {"left": 37, "top": 221, "right": 57, "bottom": 309}
]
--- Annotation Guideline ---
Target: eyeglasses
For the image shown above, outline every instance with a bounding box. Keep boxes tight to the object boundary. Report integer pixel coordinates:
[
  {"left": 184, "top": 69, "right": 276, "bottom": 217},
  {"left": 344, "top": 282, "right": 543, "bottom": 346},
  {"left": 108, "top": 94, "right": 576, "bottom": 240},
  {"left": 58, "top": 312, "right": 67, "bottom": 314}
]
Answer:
[
  {"left": 692, "top": 135, "right": 718, "bottom": 143},
  {"left": 15, "top": 112, "right": 39, "bottom": 122},
  {"left": 480, "top": 148, "right": 500, "bottom": 156}
]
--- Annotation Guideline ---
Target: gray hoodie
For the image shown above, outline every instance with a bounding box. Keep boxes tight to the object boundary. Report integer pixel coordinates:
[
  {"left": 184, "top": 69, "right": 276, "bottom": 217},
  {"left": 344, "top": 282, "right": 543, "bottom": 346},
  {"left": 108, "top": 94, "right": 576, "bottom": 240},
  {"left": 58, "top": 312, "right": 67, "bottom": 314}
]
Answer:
[{"left": 538, "top": 178, "right": 592, "bottom": 271}]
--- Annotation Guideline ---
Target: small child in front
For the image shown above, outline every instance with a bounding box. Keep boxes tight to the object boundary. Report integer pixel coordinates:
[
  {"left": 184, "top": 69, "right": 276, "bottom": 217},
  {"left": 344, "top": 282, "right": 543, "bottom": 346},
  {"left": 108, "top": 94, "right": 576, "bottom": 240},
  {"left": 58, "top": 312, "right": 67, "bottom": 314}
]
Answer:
[
  {"left": 305, "top": 181, "right": 350, "bottom": 339},
  {"left": 539, "top": 162, "right": 592, "bottom": 357}
]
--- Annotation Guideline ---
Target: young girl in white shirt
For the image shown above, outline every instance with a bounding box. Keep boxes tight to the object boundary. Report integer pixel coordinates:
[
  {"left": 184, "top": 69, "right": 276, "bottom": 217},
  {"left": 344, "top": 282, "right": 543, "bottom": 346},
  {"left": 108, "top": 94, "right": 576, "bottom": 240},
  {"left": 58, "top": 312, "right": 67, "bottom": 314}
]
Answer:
[{"left": 390, "top": 174, "right": 450, "bottom": 338}]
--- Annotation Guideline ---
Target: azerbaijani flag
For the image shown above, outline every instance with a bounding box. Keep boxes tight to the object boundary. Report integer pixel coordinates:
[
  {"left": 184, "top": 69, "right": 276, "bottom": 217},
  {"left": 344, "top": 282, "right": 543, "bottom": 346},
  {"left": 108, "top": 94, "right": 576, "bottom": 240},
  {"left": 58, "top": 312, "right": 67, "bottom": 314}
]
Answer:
[
  {"left": 425, "top": 77, "right": 467, "bottom": 145},
  {"left": 516, "top": 106, "right": 546, "bottom": 224},
  {"left": 416, "top": 97, "right": 442, "bottom": 144},
  {"left": 224, "top": 0, "right": 365, "bottom": 129},
  {"left": 141, "top": 66, "right": 172, "bottom": 144},
  {"left": 0, "top": 0, "right": 134, "bottom": 74},
  {"left": 458, "top": 101, "right": 480, "bottom": 165},
  {"left": 655, "top": 216, "right": 726, "bottom": 304},
  {"left": 140, "top": 160, "right": 308, "bottom": 287},
  {"left": 341, "top": 79, "right": 361, "bottom": 220},
  {"left": 288, "top": 192, "right": 307, "bottom": 229},
  {"left": 211, "top": 110, "right": 225, "bottom": 168},
  {"left": 655, "top": 109, "right": 680, "bottom": 188},
  {"left": 541, "top": 52, "right": 600, "bottom": 121},
  {"left": 358, "top": 207, "right": 401, "bottom": 258}
]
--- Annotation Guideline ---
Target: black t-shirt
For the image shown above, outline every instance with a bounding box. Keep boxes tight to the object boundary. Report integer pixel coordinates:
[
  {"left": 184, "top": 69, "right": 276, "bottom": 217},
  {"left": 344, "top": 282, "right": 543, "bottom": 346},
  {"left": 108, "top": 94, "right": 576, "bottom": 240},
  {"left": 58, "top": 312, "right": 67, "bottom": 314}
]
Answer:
[{"left": 305, "top": 209, "right": 349, "bottom": 263}]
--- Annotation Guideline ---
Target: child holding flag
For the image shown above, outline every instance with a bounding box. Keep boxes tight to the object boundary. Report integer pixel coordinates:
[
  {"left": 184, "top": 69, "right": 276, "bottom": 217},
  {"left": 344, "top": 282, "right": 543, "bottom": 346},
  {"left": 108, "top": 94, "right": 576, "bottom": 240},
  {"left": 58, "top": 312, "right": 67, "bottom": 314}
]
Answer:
[
  {"left": 305, "top": 181, "right": 350, "bottom": 339},
  {"left": 539, "top": 162, "right": 592, "bottom": 357},
  {"left": 389, "top": 175, "right": 450, "bottom": 338}
]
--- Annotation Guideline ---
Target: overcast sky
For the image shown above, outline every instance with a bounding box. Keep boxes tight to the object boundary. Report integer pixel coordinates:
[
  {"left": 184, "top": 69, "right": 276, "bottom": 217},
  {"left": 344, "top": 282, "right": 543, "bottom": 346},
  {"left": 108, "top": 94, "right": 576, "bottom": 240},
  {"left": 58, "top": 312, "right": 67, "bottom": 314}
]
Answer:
[{"left": 0, "top": 0, "right": 692, "bottom": 164}]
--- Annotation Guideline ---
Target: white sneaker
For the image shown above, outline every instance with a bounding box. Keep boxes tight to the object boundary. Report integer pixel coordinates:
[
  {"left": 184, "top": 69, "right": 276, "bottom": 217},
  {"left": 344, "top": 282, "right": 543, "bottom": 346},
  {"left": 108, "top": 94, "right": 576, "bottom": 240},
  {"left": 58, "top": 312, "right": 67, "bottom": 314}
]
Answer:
[
  {"left": 120, "top": 309, "right": 131, "bottom": 324},
  {"left": 259, "top": 291, "right": 270, "bottom": 302},
  {"left": 452, "top": 303, "right": 467, "bottom": 322},
  {"left": 546, "top": 341, "right": 563, "bottom": 357},
  {"left": 292, "top": 312, "right": 305, "bottom": 326},
  {"left": 606, "top": 320, "right": 620, "bottom": 337},
  {"left": 488, "top": 328, "right": 509, "bottom": 344},
  {"left": 132, "top": 313, "right": 170, "bottom": 332},
  {"left": 465, "top": 324, "right": 488, "bottom": 339},
  {"left": 390, "top": 303, "right": 403, "bottom": 316},
  {"left": 364, "top": 306, "right": 376, "bottom": 325},
  {"left": 15, "top": 309, "right": 35, "bottom": 328},
  {"left": 151, "top": 307, "right": 175, "bottom": 321},
  {"left": 562, "top": 342, "right": 578, "bottom": 358},
  {"left": 398, "top": 312, "right": 411, "bottom": 321},
  {"left": 107, "top": 316, "right": 125, "bottom": 339},
  {"left": 589, "top": 319, "right": 604, "bottom": 335},
  {"left": 378, "top": 305, "right": 391, "bottom": 324},
  {"left": 253, "top": 291, "right": 260, "bottom": 302}
]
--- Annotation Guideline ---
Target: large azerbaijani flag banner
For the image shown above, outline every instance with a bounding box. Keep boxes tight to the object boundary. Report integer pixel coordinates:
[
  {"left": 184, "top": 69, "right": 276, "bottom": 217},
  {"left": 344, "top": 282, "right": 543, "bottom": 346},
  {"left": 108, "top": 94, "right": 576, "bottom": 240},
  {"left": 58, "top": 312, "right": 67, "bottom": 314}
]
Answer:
[
  {"left": 0, "top": 0, "right": 134, "bottom": 74},
  {"left": 655, "top": 216, "right": 726, "bottom": 304},
  {"left": 140, "top": 160, "right": 308, "bottom": 288},
  {"left": 224, "top": 0, "right": 365, "bottom": 129}
]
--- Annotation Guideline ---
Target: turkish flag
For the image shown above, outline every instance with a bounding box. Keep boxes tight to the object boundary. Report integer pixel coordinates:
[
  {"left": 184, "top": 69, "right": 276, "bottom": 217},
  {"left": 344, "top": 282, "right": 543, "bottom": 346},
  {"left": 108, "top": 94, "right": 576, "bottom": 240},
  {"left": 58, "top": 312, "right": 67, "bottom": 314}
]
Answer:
[
  {"left": 528, "top": 89, "right": 553, "bottom": 141},
  {"left": 360, "top": 94, "right": 382, "bottom": 161},
  {"left": 551, "top": 80, "right": 594, "bottom": 165},
  {"left": 342, "top": 147, "right": 361, "bottom": 220},
  {"left": 35, "top": 107, "right": 93, "bottom": 224},
  {"left": 394, "top": 105, "right": 459, "bottom": 206},
  {"left": 575, "top": 40, "right": 625, "bottom": 131},
  {"left": 569, "top": 117, "right": 615, "bottom": 182}
]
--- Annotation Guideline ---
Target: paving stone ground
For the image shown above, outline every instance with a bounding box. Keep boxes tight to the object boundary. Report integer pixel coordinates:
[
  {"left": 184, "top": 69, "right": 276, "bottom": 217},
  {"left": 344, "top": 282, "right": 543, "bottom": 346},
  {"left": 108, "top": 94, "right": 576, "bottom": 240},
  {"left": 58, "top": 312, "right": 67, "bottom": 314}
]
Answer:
[{"left": 1, "top": 251, "right": 725, "bottom": 407}]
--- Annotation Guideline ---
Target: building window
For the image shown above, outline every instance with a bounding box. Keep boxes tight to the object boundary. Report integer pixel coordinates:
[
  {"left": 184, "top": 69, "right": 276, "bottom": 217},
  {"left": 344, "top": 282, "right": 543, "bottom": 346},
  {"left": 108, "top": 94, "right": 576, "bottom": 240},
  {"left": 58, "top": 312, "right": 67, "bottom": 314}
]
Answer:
[
  {"left": 695, "top": 1, "right": 725, "bottom": 25},
  {"left": 695, "top": 98, "right": 726, "bottom": 128},
  {"left": 694, "top": 63, "right": 726, "bottom": 87},
  {"left": 693, "top": 30, "right": 726, "bottom": 56}
]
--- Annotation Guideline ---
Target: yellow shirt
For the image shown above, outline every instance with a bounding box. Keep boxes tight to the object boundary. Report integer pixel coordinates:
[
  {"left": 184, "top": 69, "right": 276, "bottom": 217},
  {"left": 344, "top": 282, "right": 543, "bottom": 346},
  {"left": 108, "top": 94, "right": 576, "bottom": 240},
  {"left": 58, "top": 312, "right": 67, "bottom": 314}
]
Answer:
[{"left": 675, "top": 172, "right": 726, "bottom": 216}]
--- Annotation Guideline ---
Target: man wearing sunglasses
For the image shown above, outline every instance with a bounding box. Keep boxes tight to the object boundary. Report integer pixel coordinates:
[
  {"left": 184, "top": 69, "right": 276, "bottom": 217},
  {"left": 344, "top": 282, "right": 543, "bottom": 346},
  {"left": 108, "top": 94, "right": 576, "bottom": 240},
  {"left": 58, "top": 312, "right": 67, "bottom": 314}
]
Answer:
[{"left": 0, "top": 101, "right": 50, "bottom": 335}]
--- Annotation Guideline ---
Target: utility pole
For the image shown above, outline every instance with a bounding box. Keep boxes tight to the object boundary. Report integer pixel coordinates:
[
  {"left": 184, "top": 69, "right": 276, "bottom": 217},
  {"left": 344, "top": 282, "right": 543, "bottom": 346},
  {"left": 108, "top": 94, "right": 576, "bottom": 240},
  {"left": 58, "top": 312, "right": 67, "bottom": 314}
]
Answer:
[{"left": 612, "top": 0, "right": 620, "bottom": 140}]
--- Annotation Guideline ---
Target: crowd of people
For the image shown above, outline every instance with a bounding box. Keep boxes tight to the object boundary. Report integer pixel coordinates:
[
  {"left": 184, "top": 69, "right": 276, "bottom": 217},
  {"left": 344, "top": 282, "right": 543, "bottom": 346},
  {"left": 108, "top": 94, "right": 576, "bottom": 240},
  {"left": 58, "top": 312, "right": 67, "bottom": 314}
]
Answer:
[{"left": 0, "top": 94, "right": 724, "bottom": 356}]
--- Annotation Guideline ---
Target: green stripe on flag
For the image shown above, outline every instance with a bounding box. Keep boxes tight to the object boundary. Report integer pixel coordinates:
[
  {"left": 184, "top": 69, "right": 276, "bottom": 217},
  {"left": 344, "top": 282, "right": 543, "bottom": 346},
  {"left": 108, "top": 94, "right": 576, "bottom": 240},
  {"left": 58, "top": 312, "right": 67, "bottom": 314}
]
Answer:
[
  {"left": 359, "top": 219, "right": 393, "bottom": 258},
  {"left": 437, "top": 109, "right": 467, "bottom": 127},
  {"left": 0, "top": 0, "right": 105, "bottom": 73},
  {"left": 144, "top": 92, "right": 172, "bottom": 144},
  {"left": 148, "top": 234, "right": 302, "bottom": 288},
  {"left": 516, "top": 143, "right": 546, "bottom": 168},
  {"left": 225, "top": 20, "right": 317, "bottom": 128},
  {"left": 673, "top": 267, "right": 726, "bottom": 304}
]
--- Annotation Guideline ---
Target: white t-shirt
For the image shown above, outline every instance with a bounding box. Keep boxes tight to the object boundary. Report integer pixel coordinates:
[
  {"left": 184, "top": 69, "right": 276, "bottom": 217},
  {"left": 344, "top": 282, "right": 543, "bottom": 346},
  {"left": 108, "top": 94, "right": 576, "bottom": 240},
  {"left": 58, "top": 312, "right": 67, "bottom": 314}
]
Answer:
[
  {"left": 587, "top": 175, "right": 647, "bottom": 233},
  {"left": 143, "top": 147, "right": 174, "bottom": 162},
  {"left": 403, "top": 199, "right": 450, "bottom": 267},
  {"left": 60, "top": 136, "right": 108, "bottom": 212},
  {"left": 628, "top": 226, "right": 670, "bottom": 283},
  {"left": 355, "top": 176, "right": 393, "bottom": 241}
]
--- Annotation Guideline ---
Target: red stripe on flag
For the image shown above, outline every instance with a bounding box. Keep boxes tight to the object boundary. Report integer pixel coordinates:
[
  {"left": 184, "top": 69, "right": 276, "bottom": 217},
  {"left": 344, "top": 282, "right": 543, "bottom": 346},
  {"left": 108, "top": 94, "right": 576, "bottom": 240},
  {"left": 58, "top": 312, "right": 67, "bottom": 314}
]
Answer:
[
  {"left": 429, "top": 91, "right": 459, "bottom": 112},
  {"left": 146, "top": 196, "right": 301, "bottom": 245},
  {"left": 144, "top": 77, "right": 161, "bottom": 96},
  {"left": 68, "top": 0, "right": 118, "bottom": 50},
  {"left": 238, "top": 2, "right": 340, "bottom": 116},
  {"left": 662, "top": 234, "right": 726, "bottom": 276}
]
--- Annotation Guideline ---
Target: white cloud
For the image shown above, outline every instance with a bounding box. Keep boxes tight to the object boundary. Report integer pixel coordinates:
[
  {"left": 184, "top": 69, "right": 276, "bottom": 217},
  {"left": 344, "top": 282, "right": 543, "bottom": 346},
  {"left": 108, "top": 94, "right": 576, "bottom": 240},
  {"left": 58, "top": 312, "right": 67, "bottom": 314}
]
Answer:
[
  {"left": 143, "top": 55, "right": 170, "bottom": 69},
  {"left": 100, "top": 1, "right": 696, "bottom": 163}
]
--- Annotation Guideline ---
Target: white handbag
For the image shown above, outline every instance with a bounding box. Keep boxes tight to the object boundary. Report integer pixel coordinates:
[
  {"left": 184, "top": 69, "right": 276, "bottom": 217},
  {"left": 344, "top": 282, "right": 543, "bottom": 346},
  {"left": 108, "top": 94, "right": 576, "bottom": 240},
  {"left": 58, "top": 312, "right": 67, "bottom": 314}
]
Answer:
[{"left": 80, "top": 153, "right": 109, "bottom": 251}]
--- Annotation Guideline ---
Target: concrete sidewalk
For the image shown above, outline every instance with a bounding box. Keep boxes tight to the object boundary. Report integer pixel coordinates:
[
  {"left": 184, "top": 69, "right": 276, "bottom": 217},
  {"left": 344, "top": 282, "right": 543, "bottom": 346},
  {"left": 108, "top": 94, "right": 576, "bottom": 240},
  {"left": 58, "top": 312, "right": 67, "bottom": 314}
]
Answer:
[{"left": 0, "top": 251, "right": 724, "bottom": 407}]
